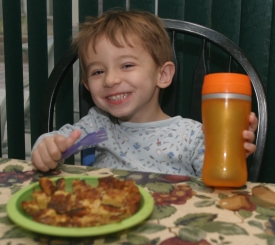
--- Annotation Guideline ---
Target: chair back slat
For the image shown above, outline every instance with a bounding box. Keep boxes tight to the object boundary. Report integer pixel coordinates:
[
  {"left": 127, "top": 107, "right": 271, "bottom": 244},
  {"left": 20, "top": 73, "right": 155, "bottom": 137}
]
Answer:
[
  {"left": 189, "top": 39, "right": 207, "bottom": 123},
  {"left": 39, "top": 49, "right": 77, "bottom": 134},
  {"left": 228, "top": 55, "right": 233, "bottom": 72}
]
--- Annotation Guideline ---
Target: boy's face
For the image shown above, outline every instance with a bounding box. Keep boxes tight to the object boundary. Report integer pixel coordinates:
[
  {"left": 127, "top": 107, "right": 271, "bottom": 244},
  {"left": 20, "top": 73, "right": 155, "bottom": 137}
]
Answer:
[{"left": 83, "top": 36, "right": 173, "bottom": 122}]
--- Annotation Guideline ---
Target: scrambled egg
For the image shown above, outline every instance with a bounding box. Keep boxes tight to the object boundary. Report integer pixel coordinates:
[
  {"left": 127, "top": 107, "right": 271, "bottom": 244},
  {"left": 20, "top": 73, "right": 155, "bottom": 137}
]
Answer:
[{"left": 21, "top": 176, "right": 141, "bottom": 227}]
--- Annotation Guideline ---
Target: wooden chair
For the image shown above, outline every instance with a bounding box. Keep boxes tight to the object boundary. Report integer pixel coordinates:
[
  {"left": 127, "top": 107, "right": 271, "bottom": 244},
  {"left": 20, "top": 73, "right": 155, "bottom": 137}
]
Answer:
[{"left": 39, "top": 19, "right": 267, "bottom": 182}]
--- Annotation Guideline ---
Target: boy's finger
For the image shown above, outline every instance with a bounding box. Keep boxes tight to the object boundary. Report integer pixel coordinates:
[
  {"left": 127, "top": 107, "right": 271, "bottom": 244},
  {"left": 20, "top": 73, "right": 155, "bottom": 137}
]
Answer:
[
  {"left": 42, "top": 142, "right": 61, "bottom": 166},
  {"left": 244, "top": 142, "right": 257, "bottom": 157},
  {"left": 31, "top": 151, "right": 50, "bottom": 172},
  {"left": 66, "top": 130, "right": 82, "bottom": 148},
  {"left": 53, "top": 135, "right": 68, "bottom": 153},
  {"left": 249, "top": 112, "right": 258, "bottom": 132},
  {"left": 243, "top": 130, "right": 255, "bottom": 143}
]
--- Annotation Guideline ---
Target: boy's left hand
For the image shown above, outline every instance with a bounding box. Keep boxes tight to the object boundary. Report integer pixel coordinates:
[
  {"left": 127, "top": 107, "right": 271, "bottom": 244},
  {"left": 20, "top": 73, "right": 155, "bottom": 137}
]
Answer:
[{"left": 243, "top": 112, "right": 258, "bottom": 157}]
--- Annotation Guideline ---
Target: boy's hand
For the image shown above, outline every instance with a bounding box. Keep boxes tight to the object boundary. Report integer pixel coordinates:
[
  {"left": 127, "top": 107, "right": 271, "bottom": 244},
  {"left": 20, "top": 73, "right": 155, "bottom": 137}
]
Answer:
[
  {"left": 31, "top": 130, "right": 82, "bottom": 172},
  {"left": 243, "top": 112, "right": 258, "bottom": 157}
]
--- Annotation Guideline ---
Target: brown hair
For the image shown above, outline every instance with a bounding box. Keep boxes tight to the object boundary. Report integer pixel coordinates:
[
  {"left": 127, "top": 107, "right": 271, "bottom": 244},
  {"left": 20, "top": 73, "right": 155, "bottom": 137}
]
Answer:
[{"left": 72, "top": 9, "right": 173, "bottom": 82}]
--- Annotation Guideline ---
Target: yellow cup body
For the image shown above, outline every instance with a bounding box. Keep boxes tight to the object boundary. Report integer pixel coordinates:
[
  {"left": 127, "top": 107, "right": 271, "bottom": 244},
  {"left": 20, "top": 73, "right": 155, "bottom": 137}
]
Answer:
[{"left": 202, "top": 97, "right": 251, "bottom": 187}]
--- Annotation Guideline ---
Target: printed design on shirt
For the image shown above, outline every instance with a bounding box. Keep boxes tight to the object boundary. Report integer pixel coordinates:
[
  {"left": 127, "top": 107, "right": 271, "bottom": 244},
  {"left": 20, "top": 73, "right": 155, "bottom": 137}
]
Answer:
[
  {"left": 167, "top": 152, "right": 174, "bottom": 159},
  {"left": 143, "top": 143, "right": 153, "bottom": 151},
  {"left": 88, "top": 113, "right": 204, "bottom": 176},
  {"left": 133, "top": 142, "right": 141, "bottom": 149},
  {"left": 172, "top": 167, "right": 181, "bottom": 174},
  {"left": 121, "top": 137, "right": 129, "bottom": 144}
]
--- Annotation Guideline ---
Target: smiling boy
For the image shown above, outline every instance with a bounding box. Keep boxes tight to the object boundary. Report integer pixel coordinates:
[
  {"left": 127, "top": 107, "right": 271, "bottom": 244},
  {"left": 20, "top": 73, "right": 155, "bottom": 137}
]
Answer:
[
  {"left": 83, "top": 37, "right": 173, "bottom": 122},
  {"left": 31, "top": 10, "right": 257, "bottom": 176}
]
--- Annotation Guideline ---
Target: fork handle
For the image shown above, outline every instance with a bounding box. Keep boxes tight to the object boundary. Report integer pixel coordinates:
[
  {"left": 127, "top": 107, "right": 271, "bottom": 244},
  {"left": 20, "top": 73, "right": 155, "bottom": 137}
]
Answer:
[{"left": 62, "top": 141, "right": 82, "bottom": 159}]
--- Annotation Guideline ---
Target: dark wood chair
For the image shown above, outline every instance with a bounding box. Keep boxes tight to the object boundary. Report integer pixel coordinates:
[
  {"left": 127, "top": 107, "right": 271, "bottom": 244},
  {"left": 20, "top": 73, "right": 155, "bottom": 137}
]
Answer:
[{"left": 39, "top": 19, "right": 267, "bottom": 182}]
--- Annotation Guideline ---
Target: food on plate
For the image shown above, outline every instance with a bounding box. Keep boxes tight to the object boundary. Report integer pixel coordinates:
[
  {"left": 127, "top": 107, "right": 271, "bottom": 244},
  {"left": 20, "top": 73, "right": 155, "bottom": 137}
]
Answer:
[{"left": 21, "top": 176, "right": 141, "bottom": 227}]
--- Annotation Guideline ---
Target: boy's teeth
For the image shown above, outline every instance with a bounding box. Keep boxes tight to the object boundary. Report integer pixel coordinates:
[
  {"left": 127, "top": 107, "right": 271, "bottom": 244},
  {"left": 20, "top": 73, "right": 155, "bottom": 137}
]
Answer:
[{"left": 108, "top": 93, "right": 129, "bottom": 101}]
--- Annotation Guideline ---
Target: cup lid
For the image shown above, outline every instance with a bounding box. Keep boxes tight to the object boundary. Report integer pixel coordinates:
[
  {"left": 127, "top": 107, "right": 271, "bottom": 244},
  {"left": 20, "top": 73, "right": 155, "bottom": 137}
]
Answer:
[{"left": 202, "top": 73, "right": 252, "bottom": 96}]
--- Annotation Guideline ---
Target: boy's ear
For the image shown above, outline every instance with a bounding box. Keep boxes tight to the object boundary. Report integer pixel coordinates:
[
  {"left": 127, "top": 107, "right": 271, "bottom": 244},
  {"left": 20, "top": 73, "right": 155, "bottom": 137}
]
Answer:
[{"left": 157, "top": 61, "right": 175, "bottom": 89}]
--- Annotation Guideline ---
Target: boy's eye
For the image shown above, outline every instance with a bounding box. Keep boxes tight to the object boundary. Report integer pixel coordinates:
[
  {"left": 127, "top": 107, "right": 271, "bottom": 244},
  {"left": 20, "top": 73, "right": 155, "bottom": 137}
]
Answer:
[
  {"left": 122, "top": 64, "right": 134, "bottom": 69},
  {"left": 92, "top": 70, "right": 104, "bottom": 76}
]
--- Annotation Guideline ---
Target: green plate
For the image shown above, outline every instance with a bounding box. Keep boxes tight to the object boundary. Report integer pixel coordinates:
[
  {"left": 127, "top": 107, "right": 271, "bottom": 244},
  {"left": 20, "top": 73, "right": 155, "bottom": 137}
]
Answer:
[{"left": 6, "top": 176, "right": 154, "bottom": 237}]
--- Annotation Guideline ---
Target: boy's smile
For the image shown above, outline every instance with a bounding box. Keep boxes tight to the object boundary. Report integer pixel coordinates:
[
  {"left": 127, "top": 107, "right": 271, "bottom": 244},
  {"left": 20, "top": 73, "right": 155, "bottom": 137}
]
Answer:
[{"left": 84, "top": 37, "right": 174, "bottom": 123}]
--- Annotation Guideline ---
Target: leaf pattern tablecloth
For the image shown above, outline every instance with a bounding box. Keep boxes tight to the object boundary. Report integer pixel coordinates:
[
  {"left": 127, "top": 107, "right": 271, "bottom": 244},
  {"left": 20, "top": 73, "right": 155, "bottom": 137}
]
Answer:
[{"left": 0, "top": 158, "right": 275, "bottom": 245}]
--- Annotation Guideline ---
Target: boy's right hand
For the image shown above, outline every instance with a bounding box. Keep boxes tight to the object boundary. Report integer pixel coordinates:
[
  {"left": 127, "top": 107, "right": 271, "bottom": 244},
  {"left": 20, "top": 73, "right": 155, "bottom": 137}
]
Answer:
[{"left": 31, "top": 130, "right": 82, "bottom": 172}]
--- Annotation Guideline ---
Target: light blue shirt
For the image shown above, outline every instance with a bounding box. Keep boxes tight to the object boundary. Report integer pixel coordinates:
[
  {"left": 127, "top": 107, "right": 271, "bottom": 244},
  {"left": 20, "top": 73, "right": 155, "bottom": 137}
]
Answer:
[{"left": 33, "top": 107, "right": 205, "bottom": 176}]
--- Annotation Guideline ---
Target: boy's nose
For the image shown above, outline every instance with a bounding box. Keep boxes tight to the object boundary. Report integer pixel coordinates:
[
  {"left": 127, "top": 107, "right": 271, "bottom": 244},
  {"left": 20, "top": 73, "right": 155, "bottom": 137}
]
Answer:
[{"left": 103, "top": 70, "right": 122, "bottom": 87}]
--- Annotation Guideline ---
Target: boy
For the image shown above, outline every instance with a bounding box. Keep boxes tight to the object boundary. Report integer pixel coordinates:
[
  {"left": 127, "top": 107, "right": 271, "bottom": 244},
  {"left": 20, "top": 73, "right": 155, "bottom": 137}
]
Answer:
[{"left": 31, "top": 10, "right": 257, "bottom": 176}]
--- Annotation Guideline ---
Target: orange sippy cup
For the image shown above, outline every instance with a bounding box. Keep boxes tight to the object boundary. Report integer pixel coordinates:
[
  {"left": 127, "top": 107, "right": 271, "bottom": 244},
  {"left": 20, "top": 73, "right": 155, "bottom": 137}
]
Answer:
[{"left": 201, "top": 73, "right": 252, "bottom": 187}]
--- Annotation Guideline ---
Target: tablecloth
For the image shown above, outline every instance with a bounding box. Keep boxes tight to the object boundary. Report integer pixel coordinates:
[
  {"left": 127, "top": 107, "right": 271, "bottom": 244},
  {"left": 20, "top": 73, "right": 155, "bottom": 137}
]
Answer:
[{"left": 0, "top": 158, "right": 275, "bottom": 245}]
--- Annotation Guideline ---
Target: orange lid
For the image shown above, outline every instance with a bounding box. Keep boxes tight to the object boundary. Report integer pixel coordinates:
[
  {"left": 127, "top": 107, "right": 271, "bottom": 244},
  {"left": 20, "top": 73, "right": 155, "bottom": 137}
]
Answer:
[{"left": 202, "top": 73, "right": 252, "bottom": 96}]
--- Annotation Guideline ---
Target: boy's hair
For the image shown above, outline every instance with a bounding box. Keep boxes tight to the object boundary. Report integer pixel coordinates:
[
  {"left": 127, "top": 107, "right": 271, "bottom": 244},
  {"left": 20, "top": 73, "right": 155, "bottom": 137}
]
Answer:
[{"left": 72, "top": 9, "right": 173, "bottom": 82}]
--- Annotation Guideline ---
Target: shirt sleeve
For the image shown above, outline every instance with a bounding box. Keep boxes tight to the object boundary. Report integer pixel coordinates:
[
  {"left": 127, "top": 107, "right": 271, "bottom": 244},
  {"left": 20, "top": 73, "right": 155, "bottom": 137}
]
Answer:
[{"left": 189, "top": 123, "right": 205, "bottom": 177}]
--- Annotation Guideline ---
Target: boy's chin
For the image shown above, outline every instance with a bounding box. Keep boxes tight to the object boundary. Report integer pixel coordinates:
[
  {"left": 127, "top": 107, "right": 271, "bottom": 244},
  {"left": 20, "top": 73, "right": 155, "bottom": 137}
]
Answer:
[
  {"left": 98, "top": 105, "right": 140, "bottom": 122},
  {"left": 105, "top": 110, "right": 132, "bottom": 121}
]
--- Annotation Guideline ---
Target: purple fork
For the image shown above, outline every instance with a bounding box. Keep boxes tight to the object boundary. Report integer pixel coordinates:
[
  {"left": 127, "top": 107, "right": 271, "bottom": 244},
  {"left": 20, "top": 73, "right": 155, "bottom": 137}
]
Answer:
[{"left": 61, "top": 128, "right": 108, "bottom": 159}]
